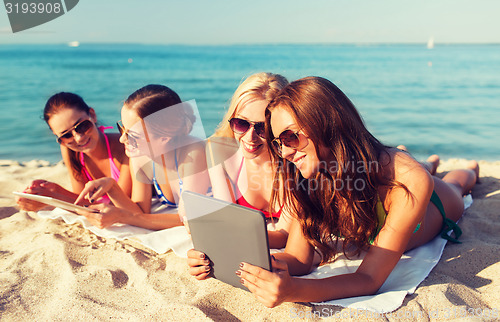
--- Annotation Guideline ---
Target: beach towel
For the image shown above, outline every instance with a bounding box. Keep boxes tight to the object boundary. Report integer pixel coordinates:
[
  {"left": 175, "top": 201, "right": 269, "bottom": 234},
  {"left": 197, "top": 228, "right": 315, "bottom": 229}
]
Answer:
[
  {"left": 37, "top": 205, "right": 193, "bottom": 257},
  {"left": 37, "top": 195, "right": 472, "bottom": 313},
  {"left": 304, "top": 194, "right": 473, "bottom": 313}
]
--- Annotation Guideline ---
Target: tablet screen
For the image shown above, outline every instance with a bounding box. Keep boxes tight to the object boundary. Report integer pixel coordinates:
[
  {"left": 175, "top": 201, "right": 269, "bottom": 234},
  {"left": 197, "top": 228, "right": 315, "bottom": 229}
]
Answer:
[
  {"left": 183, "top": 191, "right": 271, "bottom": 290},
  {"left": 13, "top": 191, "right": 98, "bottom": 213}
]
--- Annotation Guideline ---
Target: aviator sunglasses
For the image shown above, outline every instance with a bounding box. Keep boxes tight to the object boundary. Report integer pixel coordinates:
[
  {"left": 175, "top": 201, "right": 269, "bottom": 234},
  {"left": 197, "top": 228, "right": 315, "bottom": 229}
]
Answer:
[
  {"left": 56, "top": 119, "right": 94, "bottom": 144},
  {"left": 271, "top": 129, "right": 308, "bottom": 157},
  {"left": 228, "top": 118, "right": 266, "bottom": 138}
]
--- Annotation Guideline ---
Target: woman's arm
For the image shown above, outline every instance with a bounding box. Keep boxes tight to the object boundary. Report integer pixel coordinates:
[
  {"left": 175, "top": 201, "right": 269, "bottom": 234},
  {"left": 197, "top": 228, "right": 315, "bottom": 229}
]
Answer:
[
  {"left": 267, "top": 205, "right": 294, "bottom": 249},
  {"left": 239, "top": 152, "right": 434, "bottom": 307},
  {"left": 76, "top": 203, "right": 181, "bottom": 230},
  {"left": 75, "top": 176, "right": 148, "bottom": 214}
]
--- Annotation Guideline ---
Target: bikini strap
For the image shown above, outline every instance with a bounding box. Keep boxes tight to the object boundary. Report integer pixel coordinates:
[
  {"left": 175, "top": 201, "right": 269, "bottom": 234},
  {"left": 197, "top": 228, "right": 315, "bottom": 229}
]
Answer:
[
  {"left": 431, "top": 190, "right": 462, "bottom": 243},
  {"left": 99, "top": 126, "right": 114, "bottom": 161},
  {"left": 80, "top": 152, "right": 93, "bottom": 181}
]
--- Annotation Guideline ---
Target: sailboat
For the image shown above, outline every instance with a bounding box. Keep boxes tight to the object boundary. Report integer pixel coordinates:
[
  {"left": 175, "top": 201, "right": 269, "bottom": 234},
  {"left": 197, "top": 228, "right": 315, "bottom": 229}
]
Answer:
[{"left": 427, "top": 37, "right": 434, "bottom": 49}]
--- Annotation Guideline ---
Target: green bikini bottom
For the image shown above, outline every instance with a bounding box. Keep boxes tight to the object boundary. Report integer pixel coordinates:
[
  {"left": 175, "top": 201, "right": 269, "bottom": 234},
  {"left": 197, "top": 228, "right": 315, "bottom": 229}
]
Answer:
[
  {"left": 370, "top": 190, "right": 462, "bottom": 244},
  {"left": 430, "top": 190, "right": 462, "bottom": 243}
]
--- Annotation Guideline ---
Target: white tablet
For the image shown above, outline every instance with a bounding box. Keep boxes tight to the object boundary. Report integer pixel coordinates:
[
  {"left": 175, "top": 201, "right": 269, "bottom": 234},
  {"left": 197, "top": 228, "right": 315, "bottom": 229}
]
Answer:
[
  {"left": 182, "top": 191, "right": 271, "bottom": 290},
  {"left": 13, "top": 191, "right": 99, "bottom": 213}
]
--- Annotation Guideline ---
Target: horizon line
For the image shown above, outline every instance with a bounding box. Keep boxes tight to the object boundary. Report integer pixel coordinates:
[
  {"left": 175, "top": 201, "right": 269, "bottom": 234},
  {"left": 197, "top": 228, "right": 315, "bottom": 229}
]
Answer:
[{"left": 2, "top": 41, "right": 500, "bottom": 46}]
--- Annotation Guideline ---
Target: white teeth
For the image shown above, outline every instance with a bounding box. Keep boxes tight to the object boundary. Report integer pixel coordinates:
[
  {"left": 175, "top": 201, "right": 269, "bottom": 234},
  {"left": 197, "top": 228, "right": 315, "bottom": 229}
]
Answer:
[
  {"left": 294, "top": 155, "right": 305, "bottom": 166},
  {"left": 78, "top": 138, "right": 90, "bottom": 147},
  {"left": 243, "top": 142, "right": 261, "bottom": 153}
]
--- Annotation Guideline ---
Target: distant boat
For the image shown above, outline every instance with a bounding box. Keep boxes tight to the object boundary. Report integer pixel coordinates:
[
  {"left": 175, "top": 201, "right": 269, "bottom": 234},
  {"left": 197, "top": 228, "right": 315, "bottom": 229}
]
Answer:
[
  {"left": 68, "top": 41, "right": 80, "bottom": 47},
  {"left": 427, "top": 37, "right": 434, "bottom": 49}
]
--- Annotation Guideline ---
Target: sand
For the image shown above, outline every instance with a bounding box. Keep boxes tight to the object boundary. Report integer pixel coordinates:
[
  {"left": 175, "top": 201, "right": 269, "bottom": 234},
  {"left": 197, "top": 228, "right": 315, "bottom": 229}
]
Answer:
[{"left": 1, "top": 158, "right": 499, "bottom": 321}]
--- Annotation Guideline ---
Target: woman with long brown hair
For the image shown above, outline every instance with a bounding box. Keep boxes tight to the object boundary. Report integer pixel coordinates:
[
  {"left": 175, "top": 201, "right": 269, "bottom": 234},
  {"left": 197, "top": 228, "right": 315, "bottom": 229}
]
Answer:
[{"left": 236, "top": 76, "right": 479, "bottom": 307}]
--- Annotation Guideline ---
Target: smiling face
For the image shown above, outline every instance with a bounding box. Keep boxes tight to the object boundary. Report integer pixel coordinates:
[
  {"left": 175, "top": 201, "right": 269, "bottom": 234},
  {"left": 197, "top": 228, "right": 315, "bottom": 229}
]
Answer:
[
  {"left": 47, "top": 106, "right": 99, "bottom": 153},
  {"left": 270, "top": 106, "right": 323, "bottom": 179},
  {"left": 233, "top": 98, "right": 269, "bottom": 160}
]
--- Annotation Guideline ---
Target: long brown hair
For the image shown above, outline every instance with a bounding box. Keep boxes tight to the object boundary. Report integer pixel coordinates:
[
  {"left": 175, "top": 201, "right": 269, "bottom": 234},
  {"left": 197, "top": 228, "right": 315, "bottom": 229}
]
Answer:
[{"left": 266, "top": 77, "right": 407, "bottom": 263}]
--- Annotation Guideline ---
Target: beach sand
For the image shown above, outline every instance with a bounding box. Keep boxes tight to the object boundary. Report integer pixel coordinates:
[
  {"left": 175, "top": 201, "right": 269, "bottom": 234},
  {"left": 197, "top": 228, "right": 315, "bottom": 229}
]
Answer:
[{"left": 1, "top": 159, "right": 499, "bottom": 321}]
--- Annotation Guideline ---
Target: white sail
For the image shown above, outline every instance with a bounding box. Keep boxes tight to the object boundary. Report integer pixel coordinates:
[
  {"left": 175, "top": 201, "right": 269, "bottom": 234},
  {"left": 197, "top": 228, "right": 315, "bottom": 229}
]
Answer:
[{"left": 427, "top": 37, "right": 434, "bottom": 49}]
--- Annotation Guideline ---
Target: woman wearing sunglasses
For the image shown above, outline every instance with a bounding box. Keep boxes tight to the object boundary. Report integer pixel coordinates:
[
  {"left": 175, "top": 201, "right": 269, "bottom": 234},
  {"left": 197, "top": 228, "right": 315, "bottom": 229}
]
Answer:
[
  {"left": 16, "top": 92, "right": 132, "bottom": 211},
  {"left": 187, "top": 72, "right": 300, "bottom": 280},
  {"left": 74, "top": 84, "right": 210, "bottom": 230},
  {"left": 236, "top": 76, "right": 479, "bottom": 307}
]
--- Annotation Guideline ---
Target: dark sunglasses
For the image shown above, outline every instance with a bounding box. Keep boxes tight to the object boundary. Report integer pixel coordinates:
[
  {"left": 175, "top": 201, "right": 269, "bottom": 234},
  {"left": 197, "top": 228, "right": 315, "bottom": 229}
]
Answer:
[
  {"left": 228, "top": 118, "right": 266, "bottom": 138},
  {"left": 271, "top": 129, "right": 307, "bottom": 157},
  {"left": 56, "top": 119, "right": 94, "bottom": 144}
]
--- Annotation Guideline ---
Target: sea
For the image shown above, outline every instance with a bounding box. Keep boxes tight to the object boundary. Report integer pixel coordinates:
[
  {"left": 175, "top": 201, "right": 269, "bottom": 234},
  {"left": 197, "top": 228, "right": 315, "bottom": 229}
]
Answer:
[{"left": 0, "top": 44, "right": 499, "bottom": 163}]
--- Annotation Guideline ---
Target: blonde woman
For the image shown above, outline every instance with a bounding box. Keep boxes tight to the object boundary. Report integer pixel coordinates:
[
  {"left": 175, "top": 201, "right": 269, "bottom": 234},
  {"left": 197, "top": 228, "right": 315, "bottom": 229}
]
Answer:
[{"left": 188, "top": 72, "right": 294, "bottom": 280}]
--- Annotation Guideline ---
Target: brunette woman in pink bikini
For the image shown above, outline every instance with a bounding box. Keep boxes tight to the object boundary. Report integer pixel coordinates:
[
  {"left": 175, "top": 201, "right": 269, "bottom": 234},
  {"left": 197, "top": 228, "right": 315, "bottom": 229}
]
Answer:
[{"left": 16, "top": 92, "right": 132, "bottom": 211}]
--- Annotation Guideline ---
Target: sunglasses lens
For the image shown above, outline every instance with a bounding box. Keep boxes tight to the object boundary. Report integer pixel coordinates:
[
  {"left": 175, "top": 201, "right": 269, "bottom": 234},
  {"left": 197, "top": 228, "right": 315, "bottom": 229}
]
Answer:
[
  {"left": 280, "top": 130, "right": 300, "bottom": 149},
  {"left": 60, "top": 132, "right": 73, "bottom": 140},
  {"left": 229, "top": 118, "right": 250, "bottom": 134},
  {"left": 57, "top": 132, "right": 73, "bottom": 143},
  {"left": 253, "top": 122, "right": 266, "bottom": 138},
  {"left": 75, "top": 120, "right": 93, "bottom": 134}
]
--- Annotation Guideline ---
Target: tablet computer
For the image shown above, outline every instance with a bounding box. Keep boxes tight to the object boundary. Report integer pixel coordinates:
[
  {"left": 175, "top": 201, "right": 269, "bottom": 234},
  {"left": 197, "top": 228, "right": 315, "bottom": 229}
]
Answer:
[
  {"left": 182, "top": 191, "right": 271, "bottom": 291},
  {"left": 13, "top": 191, "right": 99, "bottom": 213}
]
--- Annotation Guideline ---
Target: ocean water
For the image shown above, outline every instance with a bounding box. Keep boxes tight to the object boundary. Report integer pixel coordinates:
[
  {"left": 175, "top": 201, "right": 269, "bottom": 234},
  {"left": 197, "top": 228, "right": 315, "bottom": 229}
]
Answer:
[{"left": 0, "top": 44, "right": 499, "bottom": 163}]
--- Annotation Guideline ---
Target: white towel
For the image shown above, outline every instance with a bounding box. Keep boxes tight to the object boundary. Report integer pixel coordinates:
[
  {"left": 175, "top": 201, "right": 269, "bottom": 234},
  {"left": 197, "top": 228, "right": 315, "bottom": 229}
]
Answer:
[
  {"left": 37, "top": 207, "right": 193, "bottom": 257},
  {"left": 304, "top": 194, "right": 473, "bottom": 313},
  {"left": 37, "top": 194, "right": 473, "bottom": 313}
]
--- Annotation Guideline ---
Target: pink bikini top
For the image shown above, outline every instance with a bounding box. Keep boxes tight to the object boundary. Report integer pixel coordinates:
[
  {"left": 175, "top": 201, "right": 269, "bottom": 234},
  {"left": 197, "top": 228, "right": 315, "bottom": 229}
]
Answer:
[{"left": 79, "top": 126, "right": 121, "bottom": 203}]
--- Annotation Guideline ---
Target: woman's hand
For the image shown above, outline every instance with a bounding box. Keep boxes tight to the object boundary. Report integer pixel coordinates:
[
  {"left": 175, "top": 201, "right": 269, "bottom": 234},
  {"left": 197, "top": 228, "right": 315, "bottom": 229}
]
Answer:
[
  {"left": 75, "top": 177, "right": 115, "bottom": 205},
  {"left": 76, "top": 203, "right": 130, "bottom": 229},
  {"left": 187, "top": 249, "right": 212, "bottom": 280},
  {"left": 237, "top": 256, "right": 296, "bottom": 308},
  {"left": 16, "top": 180, "right": 61, "bottom": 211}
]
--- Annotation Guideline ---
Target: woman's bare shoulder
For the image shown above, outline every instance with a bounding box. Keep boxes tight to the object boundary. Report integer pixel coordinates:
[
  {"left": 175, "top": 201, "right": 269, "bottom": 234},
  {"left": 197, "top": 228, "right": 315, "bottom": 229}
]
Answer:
[{"left": 379, "top": 148, "right": 427, "bottom": 182}]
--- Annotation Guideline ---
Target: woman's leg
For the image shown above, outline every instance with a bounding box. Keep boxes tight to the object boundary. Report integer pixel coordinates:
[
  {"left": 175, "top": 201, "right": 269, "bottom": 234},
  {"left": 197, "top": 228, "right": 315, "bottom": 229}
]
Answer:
[
  {"left": 422, "top": 154, "right": 440, "bottom": 176},
  {"left": 405, "top": 161, "right": 479, "bottom": 251}
]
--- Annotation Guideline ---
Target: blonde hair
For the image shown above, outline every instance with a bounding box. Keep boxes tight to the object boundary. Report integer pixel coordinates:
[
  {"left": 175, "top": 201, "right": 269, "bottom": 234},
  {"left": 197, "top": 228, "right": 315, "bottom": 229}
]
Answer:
[{"left": 213, "top": 72, "right": 288, "bottom": 138}]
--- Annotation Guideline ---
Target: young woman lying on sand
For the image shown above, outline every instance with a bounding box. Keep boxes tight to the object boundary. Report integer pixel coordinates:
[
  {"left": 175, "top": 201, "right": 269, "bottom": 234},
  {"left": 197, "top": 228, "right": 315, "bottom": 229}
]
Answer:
[
  {"left": 205, "top": 72, "right": 293, "bottom": 249},
  {"left": 75, "top": 85, "right": 210, "bottom": 230},
  {"left": 189, "top": 76, "right": 479, "bottom": 307},
  {"left": 16, "top": 92, "right": 132, "bottom": 211}
]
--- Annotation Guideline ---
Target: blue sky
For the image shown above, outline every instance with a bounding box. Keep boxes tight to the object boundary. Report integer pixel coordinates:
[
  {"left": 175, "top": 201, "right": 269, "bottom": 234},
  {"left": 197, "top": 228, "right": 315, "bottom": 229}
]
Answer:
[{"left": 1, "top": 0, "right": 499, "bottom": 44}]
